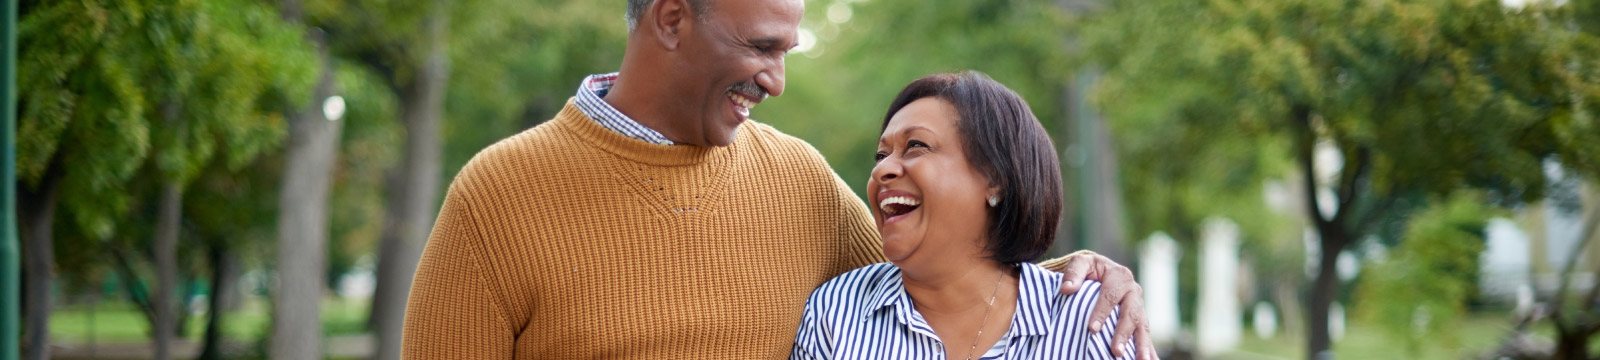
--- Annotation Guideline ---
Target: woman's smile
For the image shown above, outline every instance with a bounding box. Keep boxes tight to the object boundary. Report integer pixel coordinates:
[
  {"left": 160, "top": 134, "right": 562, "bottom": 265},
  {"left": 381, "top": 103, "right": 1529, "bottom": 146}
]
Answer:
[{"left": 877, "top": 189, "right": 921, "bottom": 226}]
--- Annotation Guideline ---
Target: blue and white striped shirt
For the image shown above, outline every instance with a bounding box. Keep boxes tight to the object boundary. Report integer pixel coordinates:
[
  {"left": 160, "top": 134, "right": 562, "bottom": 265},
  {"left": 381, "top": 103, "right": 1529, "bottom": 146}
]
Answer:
[
  {"left": 791, "top": 262, "right": 1136, "bottom": 360},
  {"left": 574, "top": 73, "right": 676, "bottom": 145}
]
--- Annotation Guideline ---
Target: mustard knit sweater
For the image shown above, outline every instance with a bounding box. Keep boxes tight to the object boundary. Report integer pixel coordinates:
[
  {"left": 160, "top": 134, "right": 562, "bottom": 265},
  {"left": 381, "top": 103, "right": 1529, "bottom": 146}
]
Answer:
[{"left": 401, "top": 99, "right": 886, "bottom": 358}]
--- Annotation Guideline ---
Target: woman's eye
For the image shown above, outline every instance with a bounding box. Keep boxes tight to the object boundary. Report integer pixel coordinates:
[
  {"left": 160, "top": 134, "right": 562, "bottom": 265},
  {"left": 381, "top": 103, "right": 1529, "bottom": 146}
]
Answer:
[
  {"left": 874, "top": 152, "right": 888, "bottom": 162},
  {"left": 908, "top": 140, "right": 928, "bottom": 149}
]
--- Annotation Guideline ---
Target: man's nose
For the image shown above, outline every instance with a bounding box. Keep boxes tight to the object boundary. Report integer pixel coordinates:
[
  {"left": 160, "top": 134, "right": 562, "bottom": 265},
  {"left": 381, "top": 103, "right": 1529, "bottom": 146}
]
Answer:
[{"left": 757, "top": 59, "right": 785, "bottom": 97}]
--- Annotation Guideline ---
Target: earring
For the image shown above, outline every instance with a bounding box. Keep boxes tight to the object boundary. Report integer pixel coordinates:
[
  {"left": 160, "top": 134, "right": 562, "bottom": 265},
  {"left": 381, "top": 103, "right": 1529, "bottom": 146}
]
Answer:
[{"left": 988, "top": 196, "right": 999, "bottom": 207}]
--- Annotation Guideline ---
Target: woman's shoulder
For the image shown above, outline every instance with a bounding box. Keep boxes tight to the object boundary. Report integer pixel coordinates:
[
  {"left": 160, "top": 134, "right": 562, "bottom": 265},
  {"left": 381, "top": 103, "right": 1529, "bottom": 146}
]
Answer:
[
  {"left": 804, "top": 263, "right": 900, "bottom": 311},
  {"left": 1016, "top": 263, "right": 1109, "bottom": 318}
]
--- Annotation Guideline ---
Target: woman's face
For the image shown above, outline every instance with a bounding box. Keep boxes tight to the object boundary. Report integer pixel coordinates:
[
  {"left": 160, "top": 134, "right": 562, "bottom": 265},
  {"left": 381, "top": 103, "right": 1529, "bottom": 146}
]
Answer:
[{"left": 868, "top": 97, "right": 995, "bottom": 266}]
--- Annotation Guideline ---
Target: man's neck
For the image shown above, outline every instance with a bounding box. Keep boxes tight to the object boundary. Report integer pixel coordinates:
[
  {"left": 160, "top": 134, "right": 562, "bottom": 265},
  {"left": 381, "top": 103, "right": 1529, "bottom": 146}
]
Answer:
[{"left": 602, "top": 73, "right": 697, "bottom": 147}]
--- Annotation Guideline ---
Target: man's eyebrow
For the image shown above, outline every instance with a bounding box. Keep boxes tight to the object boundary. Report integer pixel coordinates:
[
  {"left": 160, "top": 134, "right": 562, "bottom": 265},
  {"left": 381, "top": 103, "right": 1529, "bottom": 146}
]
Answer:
[{"left": 748, "top": 37, "right": 789, "bottom": 47}]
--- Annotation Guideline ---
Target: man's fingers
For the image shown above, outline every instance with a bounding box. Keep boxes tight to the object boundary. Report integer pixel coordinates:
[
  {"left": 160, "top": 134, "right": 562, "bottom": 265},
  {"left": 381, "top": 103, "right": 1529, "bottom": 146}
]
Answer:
[
  {"left": 1137, "top": 324, "right": 1159, "bottom": 360},
  {"left": 1086, "top": 281, "right": 1121, "bottom": 334},
  {"left": 1059, "top": 251, "right": 1095, "bottom": 295},
  {"left": 1110, "top": 304, "right": 1137, "bottom": 357},
  {"left": 1118, "top": 284, "right": 1153, "bottom": 360}
]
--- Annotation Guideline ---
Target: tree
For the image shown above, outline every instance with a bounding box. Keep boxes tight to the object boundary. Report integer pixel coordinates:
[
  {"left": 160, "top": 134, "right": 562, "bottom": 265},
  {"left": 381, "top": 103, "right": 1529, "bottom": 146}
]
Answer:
[
  {"left": 270, "top": 0, "right": 341, "bottom": 357},
  {"left": 17, "top": 0, "right": 317, "bottom": 357},
  {"left": 1354, "top": 192, "right": 1495, "bottom": 356},
  {"left": 1082, "top": 0, "right": 1600, "bottom": 357},
  {"left": 300, "top": 1, "right": 632, "bottom": 356}
]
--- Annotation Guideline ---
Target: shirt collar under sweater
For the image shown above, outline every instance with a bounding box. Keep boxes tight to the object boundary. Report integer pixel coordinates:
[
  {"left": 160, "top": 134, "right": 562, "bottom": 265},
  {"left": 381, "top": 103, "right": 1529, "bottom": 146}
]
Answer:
[
  {"left": 555, "top": 98, "right": 733, "bottom": 168},
  {"left": 574, "top": 73, "right": 677, "bottom": 146}
]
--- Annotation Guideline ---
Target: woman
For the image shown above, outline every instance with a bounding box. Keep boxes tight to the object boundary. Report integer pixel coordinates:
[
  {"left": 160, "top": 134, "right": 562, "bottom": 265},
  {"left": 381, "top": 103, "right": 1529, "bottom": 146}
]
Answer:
[{"left": 790, "top": 71, "right": 1135, "bottom": 360}]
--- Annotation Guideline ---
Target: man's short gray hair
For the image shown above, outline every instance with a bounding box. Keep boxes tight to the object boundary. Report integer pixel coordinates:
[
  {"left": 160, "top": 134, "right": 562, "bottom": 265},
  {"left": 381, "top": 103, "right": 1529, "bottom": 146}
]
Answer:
[{"left": 625, "top": 0, "right": 710, "bottom": 31}]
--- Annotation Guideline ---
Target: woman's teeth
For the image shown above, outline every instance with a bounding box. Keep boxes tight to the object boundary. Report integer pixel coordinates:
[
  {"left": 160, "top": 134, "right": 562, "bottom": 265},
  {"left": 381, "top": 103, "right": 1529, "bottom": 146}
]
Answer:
[{"left": 879, "top": 196, "right": 920, "bottom": 215}]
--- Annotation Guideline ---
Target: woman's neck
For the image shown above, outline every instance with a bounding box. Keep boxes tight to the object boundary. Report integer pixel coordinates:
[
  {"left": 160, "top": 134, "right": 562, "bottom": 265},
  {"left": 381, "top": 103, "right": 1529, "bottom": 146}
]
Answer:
[{"left": 900, "top": 259, "right": 1017, "bottom": 315}]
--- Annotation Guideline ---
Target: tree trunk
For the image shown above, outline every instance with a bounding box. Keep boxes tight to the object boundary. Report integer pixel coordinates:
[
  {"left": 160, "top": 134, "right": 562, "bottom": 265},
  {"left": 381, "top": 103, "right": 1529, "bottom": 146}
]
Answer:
[
  {"left": 369, "top": 4, "right": 450, "bottom": 359},
  {"left": 19, "top": 171, "right": 59, "bottom": 360},
  {"left": 177, "top": 273, "right": 196, "bottom": 337},
  {"left": 198, "top": 241, "right": 235, "bottom": 360},
  {"left": 152, "top": 183, "right": 182, "bottom": 360},
  {"left": 1050, "top": 81, "right": 1080, "bottom": 259},
  {"left": 270, "top": 29, "right": 340, "bottom": 360},
  {"left": 1553, "top": 328, "right": 1592, "bottom": 360},
  {"left": 1293, "top": 105, "right": 1354, "bottom": 360},
  {"left": 1306, "top": 228, "right": 1346, "bottom": 360}
]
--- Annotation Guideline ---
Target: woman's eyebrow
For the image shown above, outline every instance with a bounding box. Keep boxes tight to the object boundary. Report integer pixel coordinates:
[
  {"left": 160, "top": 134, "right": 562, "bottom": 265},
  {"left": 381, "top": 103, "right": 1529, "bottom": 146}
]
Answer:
[{"left": 878, "top": 125, "right": 933, "bottom": 145}]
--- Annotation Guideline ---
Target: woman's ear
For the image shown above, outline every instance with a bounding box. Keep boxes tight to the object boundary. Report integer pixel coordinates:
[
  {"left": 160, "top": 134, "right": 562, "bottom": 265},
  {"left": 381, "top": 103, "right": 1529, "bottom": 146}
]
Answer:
[
  {"left": 649, "top": 0, "right": 690, "bottom": 50},
  {"left": 987, "top": 186, "right": 1002, "bottom": 208}
]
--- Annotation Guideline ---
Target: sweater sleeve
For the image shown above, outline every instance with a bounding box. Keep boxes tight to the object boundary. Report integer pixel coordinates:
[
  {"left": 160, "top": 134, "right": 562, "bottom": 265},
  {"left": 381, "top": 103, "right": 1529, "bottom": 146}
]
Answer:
[
  {"left": 831, "top": 171, "right": 885, "bottom": 275},
  {"left": 1036, "top": 249, "right": 1094, "bottom": 272},
  {"left": 402, "top": 180, "right": 515, "bottom": 359}
]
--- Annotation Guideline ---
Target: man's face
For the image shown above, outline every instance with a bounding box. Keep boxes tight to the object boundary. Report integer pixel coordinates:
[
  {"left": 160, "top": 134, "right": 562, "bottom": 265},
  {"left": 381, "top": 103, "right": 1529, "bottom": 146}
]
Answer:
[{"left": 673, "top": 0, "right": 802, "bottom": 146}]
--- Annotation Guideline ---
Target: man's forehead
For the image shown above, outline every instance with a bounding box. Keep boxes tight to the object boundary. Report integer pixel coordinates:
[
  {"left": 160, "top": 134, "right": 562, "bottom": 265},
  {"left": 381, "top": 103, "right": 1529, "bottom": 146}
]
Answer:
[{"left": 708, "top": 0, "right": 806, "bottom": 30}]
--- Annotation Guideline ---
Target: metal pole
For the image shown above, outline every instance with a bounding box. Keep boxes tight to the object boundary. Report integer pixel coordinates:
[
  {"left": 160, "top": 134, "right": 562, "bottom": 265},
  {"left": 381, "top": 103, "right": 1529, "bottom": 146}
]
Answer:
[{"left": 1, "top": 0, "right": 21, "bottom": 356}]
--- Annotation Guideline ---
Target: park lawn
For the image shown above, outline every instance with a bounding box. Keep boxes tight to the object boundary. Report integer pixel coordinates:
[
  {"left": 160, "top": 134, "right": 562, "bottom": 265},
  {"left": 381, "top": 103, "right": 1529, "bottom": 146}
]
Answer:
[
  {"left": 1227, "top": 312, "right": 1561, "bottom": 360},
  {"left": 49, "top": 296, "right": 371, "bottom": 344}
]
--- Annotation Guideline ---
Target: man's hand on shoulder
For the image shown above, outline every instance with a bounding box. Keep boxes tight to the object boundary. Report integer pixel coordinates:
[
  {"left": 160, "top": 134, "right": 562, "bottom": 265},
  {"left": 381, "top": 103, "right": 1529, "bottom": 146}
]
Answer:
[{"left": 1052, "top": 250, "right": 1157, "bottom": 360}]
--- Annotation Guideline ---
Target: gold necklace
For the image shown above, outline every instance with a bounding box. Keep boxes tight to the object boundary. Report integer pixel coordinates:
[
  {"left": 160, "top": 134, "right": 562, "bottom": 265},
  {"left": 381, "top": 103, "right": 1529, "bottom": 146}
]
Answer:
[{"left": 964, "top": 272, "right": 1005, "bottom": 360}]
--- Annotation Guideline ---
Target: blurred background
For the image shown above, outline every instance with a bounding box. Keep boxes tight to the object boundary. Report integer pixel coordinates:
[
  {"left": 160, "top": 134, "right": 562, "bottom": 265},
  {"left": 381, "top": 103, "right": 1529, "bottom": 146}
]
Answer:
[{"left": 4, "top": 0, "right": 1600, "bottom": 359}]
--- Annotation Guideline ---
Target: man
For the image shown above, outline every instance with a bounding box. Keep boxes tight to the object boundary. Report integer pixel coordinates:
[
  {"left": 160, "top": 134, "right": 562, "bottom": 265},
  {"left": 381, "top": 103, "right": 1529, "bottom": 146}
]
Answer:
[{"left": 402, "top": 0, "right": 1156, "bottom": 358}]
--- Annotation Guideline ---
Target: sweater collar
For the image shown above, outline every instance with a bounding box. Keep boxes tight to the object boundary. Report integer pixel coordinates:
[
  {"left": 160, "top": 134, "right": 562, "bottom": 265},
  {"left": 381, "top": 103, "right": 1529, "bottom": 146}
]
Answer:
[{"left": 556, "top": 98, "right": 735, "bottom": 167}]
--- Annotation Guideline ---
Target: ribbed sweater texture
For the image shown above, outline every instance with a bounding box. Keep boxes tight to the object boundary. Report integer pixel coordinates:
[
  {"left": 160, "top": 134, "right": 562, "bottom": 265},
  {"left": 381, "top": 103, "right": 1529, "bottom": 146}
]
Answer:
[{"left": 401, "top": 99, "right": 885, "bottom": 358}]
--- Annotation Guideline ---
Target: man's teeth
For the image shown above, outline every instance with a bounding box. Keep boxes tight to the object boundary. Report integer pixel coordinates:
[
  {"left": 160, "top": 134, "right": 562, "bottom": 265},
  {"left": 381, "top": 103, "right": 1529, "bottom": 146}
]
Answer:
[
  {"left": 728, "top": 91, "right": 755, "bottom": 109},
  {"left": 878, "top": 196, "right": 920, "bottom": 214}
]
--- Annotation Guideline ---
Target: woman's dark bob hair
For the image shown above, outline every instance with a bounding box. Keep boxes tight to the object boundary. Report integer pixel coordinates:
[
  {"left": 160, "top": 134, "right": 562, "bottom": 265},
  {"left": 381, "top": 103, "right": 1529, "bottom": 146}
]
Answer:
[{"left": 882, "top": 71, "right": 1063, "bottom": 264}]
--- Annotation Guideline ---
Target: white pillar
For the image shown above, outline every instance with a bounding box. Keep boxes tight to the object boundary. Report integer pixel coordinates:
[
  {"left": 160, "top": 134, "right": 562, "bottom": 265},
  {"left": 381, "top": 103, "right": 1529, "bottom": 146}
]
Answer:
[
  {"left": 1198, "top": 217, "right": 1242, "bottom": 356},
  {"left": 1139, "top": 232, "right": 1181, "bottom": 349}
]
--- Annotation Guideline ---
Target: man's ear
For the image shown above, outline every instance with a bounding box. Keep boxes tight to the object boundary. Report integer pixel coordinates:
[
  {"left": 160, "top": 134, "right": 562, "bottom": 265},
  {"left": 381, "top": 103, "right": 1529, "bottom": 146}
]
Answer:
[{"left": 649, "top": 0, "right": 690, "bottom": 51}]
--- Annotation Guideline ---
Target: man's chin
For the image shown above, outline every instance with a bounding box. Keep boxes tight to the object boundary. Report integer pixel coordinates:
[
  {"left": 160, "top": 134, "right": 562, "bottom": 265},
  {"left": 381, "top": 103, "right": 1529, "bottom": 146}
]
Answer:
[{"left": 703, "top": 127, "right": 741, "bottom": 147}]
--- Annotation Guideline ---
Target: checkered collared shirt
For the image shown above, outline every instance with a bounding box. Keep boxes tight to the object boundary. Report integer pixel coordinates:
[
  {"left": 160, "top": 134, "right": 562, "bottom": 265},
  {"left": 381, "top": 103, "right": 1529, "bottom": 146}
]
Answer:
[{"left": 573, "top": 73, "right": 676, "bottom": 145}]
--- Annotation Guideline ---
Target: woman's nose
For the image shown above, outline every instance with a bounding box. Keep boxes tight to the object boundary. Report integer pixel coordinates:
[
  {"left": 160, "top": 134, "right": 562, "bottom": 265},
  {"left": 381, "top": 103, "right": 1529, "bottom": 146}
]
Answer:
[{"left": 872, "top": 158, "right": 902, "bottom": 183}]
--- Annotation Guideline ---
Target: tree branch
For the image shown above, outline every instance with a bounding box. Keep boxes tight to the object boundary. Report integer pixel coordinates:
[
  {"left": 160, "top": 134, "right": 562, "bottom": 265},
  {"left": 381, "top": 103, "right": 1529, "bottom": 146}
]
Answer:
[
  {"left": 1294, "top": 105, "right": 1333, "bottom": 233},
  {"left": 1552, "top": 185, "right": 1600, "bottom": 320},
  {"left": 111, "top": 248, "right": 157, "bottom": 328},
  {"left": 1331, "top": 147, "right": 1372, "bottom": 228}
]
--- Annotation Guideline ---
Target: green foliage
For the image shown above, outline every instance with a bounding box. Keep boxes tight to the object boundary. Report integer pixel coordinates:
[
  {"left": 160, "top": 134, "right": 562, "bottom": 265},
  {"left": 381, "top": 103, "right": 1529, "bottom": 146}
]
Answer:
[
  {"left": 19, "top": 0, "right": 154, "bottom": 237},
  {"left": 328, "top": 62, "right": 402, "bottom": 284},
  {"left": 143, "top": 0, "right": 317, "bottom": 184},
  {"left": 18, "top": 0, "right": 319, "bottom": 239},
  {"left": 1085, "top": 0, "right": 1600, "bottom": 203},
  {"left": 1353, "top": 192, "right": 1495, "bottom": 355},
  {"left": 1084, "top": 0, "right": 1600, "bottom": 350},
  {"left": 757, "top": 0, "right": 1073, "bottom": 199},
  {"left": 440, "top": 0, "right": 627, "bottom": 187}
]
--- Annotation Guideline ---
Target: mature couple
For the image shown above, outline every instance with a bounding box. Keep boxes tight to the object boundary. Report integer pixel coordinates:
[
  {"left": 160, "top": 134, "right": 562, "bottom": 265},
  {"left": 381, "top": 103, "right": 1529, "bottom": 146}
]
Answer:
[{"left": 402, "top": 0, "right": 1156, "bottom": 359}]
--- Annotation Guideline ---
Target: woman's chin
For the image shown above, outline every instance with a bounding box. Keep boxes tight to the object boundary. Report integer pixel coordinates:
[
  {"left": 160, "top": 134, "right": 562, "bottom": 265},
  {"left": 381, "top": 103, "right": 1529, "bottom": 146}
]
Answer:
[{"left": 880, "top": 237, "right": 915, "bottom": 263}]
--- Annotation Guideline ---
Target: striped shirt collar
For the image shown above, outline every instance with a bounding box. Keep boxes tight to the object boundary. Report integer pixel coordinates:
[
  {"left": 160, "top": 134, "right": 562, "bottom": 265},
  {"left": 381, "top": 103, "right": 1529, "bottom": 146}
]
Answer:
[
  {"left": 574, "top": 73, "right": 676, "bottom": 146},
  {"left": 862, "top": 262, "right": 1062, "bottom": 337}
]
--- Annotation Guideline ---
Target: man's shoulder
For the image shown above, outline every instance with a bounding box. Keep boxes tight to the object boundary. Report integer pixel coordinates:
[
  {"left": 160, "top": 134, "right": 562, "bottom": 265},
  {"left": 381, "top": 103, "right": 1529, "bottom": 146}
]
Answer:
[
  {"left": 451, "top": 119, "right": 595, "bottom": 192},
  {"left": 737, "top": 120, "right": 831, "bottom": 166}
]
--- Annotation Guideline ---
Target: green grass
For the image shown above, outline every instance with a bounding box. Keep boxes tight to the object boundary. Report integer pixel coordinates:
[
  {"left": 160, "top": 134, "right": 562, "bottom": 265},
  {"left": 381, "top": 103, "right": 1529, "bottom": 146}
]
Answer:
[
  {"left": 1226, "top": 313, "right": 1554, "bottom": 360},
  {"left": 49, "top": 297, "right": 372, "bottom": 344}
]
